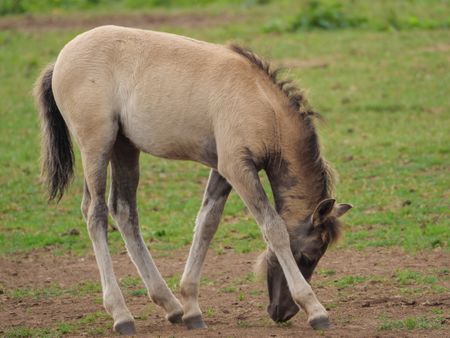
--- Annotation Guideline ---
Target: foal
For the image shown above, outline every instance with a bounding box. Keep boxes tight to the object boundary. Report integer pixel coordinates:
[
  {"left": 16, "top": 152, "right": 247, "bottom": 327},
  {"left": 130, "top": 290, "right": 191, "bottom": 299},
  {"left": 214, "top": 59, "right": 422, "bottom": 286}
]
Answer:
[{"left": 35, "top": 25, "right": 351, "bottom": 334}]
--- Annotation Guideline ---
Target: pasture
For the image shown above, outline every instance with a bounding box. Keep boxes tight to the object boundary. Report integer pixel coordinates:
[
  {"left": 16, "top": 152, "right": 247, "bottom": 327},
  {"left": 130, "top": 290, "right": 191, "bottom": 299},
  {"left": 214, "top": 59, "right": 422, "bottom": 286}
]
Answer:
[{"left": 0, "top": 0, "right": 449, "bottom": 337}]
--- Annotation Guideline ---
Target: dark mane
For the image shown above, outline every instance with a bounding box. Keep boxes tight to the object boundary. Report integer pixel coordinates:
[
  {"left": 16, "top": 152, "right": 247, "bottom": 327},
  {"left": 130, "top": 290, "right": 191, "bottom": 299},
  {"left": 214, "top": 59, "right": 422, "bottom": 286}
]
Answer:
[
  {"left": 228, "top": 44, "right": 318, "bottom": 118},
  {"left": 230, "top": 44, "right": 335, "bottom": 206}
]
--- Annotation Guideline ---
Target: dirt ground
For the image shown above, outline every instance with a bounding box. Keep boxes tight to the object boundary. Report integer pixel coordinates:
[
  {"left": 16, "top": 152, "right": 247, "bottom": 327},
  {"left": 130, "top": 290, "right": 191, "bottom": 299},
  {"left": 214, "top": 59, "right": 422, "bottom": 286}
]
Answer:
[
  {"left": 0, "top": 12, "right": 238, "bottom": 32},
  {"left": 1, "top": 247, "right": 448, "bottom": 337}
]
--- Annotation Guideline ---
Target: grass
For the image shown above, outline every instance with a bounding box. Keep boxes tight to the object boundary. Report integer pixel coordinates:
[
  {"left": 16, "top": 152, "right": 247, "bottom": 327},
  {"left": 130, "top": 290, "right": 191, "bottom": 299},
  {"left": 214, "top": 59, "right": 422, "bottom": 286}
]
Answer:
[
  {"left": 0, "top": 1, "right": 448, "bottom": 258},
  {"left": 395, "top": 269, "right": 438, "bottom": 286},
  {"left": 333, "top": 275, "right": 366, "bottom": 289},
  {"left": 264, "top": 0, "right": 450, "bottom": 33},
  {"left": 378, "top": 314, "right": 445, "bottom": 331},
  {"left": 3, "top": 311, "right": 111, "bottom": 337},
  {"left": 0, "top": 0, "right": 272, "bottom": 16},
  {"left": 7, "top": 280, "right": 103, "bottom": 300}
]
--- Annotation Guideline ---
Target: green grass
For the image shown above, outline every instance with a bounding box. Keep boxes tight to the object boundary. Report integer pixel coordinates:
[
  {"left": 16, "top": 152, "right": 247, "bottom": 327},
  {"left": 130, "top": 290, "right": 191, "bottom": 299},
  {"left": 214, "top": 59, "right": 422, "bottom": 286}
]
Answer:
[
  {"left": 0, "top": 0, "right": 272, "bottom": 16},
  {"left": 378, "top": 314, "right": 445, "bottom": 331},
  {"left": 0, "top": 0, "right": 449, "bottom": 257},
  {"left": 7, "top": 280, "right": 103, "bottom": 300},
  {"left": 395, "top": 269, "right": 438, "bottom": 286},
  {"left": 3, "top": 310, "right": 111, "bottom": 337},
  {"left": 318, "top": 268, "right": 336, "bottom": 276},
  {"left": 333, "top": 275, "right": 367, "bottom": 289}
]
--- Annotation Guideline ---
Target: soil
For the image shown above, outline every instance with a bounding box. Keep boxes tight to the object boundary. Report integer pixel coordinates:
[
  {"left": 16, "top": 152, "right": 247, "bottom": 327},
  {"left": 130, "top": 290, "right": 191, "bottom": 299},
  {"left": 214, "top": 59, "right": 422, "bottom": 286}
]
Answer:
[
  {"left": 0, "top": 12, "right": 239, "bottom": 32},
  {"left": 0, "top": 247, "right": 448, "bottom": 337}
]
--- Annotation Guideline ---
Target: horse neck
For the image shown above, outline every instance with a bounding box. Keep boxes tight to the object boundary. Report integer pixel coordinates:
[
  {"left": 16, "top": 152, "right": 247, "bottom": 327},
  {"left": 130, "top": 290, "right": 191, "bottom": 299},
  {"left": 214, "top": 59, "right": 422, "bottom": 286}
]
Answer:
[{"left": 266, "top": 118, "right": 332, "bottom": 229}]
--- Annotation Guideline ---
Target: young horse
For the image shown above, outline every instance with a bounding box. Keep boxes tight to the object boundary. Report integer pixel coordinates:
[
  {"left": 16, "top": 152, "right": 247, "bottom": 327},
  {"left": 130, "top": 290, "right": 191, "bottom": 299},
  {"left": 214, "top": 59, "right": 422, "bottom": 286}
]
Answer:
[{"left": 35, "top": 25, "right": 352, "bottom": 335}]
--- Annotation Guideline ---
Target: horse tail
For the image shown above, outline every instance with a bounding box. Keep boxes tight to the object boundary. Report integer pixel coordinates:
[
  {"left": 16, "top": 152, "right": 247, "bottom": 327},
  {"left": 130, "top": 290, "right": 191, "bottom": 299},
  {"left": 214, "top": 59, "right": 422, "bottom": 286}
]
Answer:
[{"left": 34, "top": 63, "right": 74, "bottom": 202}]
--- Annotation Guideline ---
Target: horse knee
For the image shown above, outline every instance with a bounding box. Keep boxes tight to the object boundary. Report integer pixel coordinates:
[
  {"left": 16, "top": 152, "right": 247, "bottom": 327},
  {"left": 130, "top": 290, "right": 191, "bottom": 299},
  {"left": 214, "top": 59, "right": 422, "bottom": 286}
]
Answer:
[{"left": 263, "top": 215, "right": 290, "bottom": 249}]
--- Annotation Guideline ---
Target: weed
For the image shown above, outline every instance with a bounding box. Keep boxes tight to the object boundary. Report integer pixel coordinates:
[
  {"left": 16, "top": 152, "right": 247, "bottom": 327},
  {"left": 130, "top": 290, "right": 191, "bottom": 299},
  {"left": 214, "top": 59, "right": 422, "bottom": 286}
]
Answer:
[
  {"left": 395, "top": 269, "right": 437, "bottom": 286},
  {"left": 119, "top": 276, "right": 142, "bottom": 288},
  {"left": 130, "top": 288, "right": 147, "bottom": 297},
  {"left": 9, "top": 285, "right": 63, "bottom": 299},
  {"left": 378, "top": 314, "right": 444, "bottom": 330},
  {"left": 264, "top": 0, "right": 450, "bottom": 33},
  {"left": 333, "top": 275, "right": 366, "bottom": 289},
  {"left": 72, "top": 281, "right": 101, "bottom": 295},
  {"left": 205, "top": 307, "right": 216, "bottom": 317},
  {"left": 431, "top": 308, "right": 444, "bottom": 315},
  {"left": 220, "top": 285, "right": 237, "bottom": 293},
  {"left": 166, "top": 274, "right": 181, "bottom": 291},
  {"left": 276, "top": 321, "right": 292, "bottom": 327},
  {"left": 238, "top": 292, "right": 245, "bottom": 301},
  {"left": 319, "top": 269, "right": 336, "bottom": 277},
  {"left": 56, "top": 322, "right": 74, "bottom": 335},
  {"left": 289, "top": 1, "right": 367, "bottom": 31},
  {"left": 4, "top": 326, "right": 52, "bottom": 338}
]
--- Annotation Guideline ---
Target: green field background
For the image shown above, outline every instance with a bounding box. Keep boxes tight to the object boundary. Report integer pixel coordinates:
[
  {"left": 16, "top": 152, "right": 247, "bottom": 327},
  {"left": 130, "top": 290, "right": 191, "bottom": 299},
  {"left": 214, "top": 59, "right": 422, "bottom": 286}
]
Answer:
[{"left": 0, "top": 0, "right": 449, "bottom": 256}]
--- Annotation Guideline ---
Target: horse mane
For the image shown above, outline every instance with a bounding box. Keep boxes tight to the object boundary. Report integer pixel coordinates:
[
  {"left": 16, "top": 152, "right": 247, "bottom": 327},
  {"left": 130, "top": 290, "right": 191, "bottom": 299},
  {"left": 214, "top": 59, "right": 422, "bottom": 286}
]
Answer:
[
  {"left": 229, "top": 44, "right": 335, "bottom": 201},
  {"left": 228, "top": 44, "right": 318, "bottom": 118}
]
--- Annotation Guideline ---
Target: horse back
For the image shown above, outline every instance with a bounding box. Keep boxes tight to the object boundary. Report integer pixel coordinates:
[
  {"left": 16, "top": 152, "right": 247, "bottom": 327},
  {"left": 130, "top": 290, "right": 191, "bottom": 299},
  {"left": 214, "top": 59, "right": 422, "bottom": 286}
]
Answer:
[{"left": 52, "top": 25, "right": 279, "bottom": 168}]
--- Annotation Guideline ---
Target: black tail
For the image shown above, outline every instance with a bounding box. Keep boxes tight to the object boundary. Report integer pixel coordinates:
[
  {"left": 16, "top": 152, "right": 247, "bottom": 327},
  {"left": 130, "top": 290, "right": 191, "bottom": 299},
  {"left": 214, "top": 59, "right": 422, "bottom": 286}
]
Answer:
[{"left": 34, "top": 63, "right": 74, "bottom": 202}]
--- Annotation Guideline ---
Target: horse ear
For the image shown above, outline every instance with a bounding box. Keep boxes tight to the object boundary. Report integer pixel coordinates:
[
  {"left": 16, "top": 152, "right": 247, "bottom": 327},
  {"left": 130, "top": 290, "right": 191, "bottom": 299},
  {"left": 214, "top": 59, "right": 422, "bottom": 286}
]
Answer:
[
  {"left": 334, "top": 203, "right": 353, "bottom": 218},
  {"left": 312, "top": 198, "right": 335, "bottom": 226}
]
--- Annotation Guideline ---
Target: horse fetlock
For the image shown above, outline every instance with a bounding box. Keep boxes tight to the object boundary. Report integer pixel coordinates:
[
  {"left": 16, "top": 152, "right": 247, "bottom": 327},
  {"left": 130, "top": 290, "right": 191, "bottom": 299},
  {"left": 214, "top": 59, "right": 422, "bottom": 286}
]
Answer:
[
  {"left": 293, "top": 289, "right": 324, "bottom": 313},
  {"left": 103, "top": 290, "right": 127, "bottom": 314},
  {"left": 180, "top": 280, "right": 198, "bottom": 300},
  {"left": 180, "top": 291, "right": 202, "bottom": 327},
  {"left": 150, "top": 288, "right": 183, "bottom": 316}
]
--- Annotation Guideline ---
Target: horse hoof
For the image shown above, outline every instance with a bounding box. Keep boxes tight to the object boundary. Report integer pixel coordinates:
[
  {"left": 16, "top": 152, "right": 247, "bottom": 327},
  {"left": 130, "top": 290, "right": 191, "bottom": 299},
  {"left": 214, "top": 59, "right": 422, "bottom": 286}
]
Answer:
[
  {"left": 167, "top": 311, "right": 183, "bottom": 324},
  {"left": 308, "top": 314, "right": 330, "bottom": 330},
  {"left": 183, "top": 315, "right": 208, "bottom": 329},
  {"left": 114, "top": 319, "right": 136, "bottom": 335}
]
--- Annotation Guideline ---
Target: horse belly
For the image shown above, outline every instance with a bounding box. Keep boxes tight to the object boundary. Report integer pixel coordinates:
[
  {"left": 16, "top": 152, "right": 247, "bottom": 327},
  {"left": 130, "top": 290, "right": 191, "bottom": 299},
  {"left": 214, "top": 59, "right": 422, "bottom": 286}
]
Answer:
[{"left": 121, "top": 106, "right": 217, "bottom": 167}]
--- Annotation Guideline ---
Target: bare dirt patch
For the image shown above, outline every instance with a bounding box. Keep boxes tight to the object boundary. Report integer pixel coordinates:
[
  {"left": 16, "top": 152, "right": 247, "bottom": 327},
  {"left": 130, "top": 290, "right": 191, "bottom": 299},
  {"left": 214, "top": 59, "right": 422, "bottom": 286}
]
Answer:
[
  {"left": 421, "top": 43, "right": 450, "bottom": 53},
  {"left": 0, "top": 12, "right": 238, "bottom": 32},
  {"left": 0, "top": 247, "right": 449, "bottom": 337}
]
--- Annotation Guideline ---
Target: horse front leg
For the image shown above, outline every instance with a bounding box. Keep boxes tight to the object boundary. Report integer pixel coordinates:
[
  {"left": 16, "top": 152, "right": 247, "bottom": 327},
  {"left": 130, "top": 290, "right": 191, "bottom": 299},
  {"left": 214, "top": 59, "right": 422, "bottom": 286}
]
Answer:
[
  {"left": 218, "top": 159, "right": 330, "bottom": 330},
  {"left": 180, "top": 169, "right": 232, "bottom": 329}
]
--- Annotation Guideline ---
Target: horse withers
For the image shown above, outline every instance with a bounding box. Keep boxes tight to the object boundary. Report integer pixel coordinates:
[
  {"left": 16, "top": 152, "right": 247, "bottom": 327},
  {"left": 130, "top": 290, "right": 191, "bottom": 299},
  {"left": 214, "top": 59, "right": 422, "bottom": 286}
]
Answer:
[{"left": 34, "top": 25, "right": 352, "bottom": 334}]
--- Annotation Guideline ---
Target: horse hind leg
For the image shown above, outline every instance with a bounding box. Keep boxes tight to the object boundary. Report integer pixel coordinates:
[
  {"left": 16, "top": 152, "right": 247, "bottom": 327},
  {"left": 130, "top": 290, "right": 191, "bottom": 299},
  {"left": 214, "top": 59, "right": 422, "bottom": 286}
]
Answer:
[
  {"left": 79, "top": 120, "right": 135, "bottom": 335},
  {"left": 108, "top": 132, "right": 183, "bottom": 324}
]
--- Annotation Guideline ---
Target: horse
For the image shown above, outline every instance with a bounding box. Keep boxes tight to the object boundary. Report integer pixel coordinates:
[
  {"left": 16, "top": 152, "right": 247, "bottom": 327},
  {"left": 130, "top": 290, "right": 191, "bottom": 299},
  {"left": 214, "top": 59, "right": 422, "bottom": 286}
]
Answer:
[{"left": 34, "top": 25, "right": 352, "bottom": 335}]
